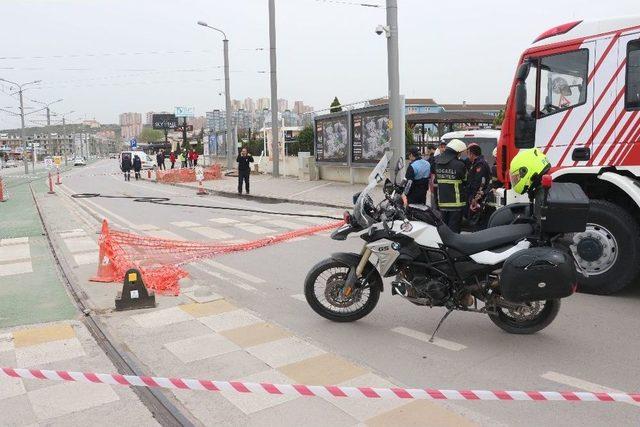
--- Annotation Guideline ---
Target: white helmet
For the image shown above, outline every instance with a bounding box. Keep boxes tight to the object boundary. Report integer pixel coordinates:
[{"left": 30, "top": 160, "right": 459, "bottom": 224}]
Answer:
[
  {"left": 492, "top": 147, "right": 498, "bottom": 157},
  {"left": 446, "top": 139, "right": 467, "bottom": 153}
]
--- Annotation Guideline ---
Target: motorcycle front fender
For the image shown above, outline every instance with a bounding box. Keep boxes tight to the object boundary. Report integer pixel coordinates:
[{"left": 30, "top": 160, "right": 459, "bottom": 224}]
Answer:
[{"left": 330, "top": 252, "right": 384, "bottom": 292}]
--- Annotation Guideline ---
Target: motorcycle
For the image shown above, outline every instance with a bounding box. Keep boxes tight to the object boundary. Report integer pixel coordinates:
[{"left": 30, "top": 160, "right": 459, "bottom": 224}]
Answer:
[{"left": 304, "top": 152, "right": 583, "bottom": 338}]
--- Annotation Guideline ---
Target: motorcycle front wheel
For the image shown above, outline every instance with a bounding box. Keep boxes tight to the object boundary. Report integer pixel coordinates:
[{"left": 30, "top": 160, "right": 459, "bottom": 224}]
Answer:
[
  {"left": 488, "top": 299, "right": 560, "bottom": 334},
  {"left": 304, "top": 259, "right": 381, "bottom": 323}
]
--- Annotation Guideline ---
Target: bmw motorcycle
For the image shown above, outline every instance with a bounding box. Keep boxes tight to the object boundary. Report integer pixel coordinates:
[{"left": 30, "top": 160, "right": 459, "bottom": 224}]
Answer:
[{"left": 304, "top": 153, "right": 583, "bottom": 337}]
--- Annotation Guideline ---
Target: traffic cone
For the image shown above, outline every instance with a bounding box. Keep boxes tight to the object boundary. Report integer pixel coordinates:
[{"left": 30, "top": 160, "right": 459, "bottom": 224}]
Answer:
[
  {"left": 47, "top": 171, "right": 55, "bottom": 194},
  {"left": 90, "top": 219, "right": 121, "bottom": 283},
  {"left": 197, "top": 180, "right": 208, "bottom": 195},
  {"left": 147, "top": 169, "right": 151, "bottom": 179},
  {"left": 0, "top": 177, "right": 6, "bottom": 202}
]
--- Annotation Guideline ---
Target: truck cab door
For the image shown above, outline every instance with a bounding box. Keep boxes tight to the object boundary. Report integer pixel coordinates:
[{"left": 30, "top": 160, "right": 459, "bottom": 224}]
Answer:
[
  {"left": 533, "top": 43, "right": 594, "bottom": 169},
  {"left": 605, "top": 33, "right": 640, "bottom": 167}
]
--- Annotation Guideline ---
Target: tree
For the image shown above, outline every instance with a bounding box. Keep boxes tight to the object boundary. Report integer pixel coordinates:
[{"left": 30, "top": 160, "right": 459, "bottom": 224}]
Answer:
[
  {"left": 138, "top": 127, "right": 164, "bottom": 144},
  {"left": 330, "top": 97, "right": 342, "bottom": 113},
  {"left": 493, "top": 109, "right": 505, "bottom": 128},
  {"left": 292, "top": 124, "right": 314, "bottom": 155},
  {"left": 405, "top": 121, "right": 414, "bottom": 147}
]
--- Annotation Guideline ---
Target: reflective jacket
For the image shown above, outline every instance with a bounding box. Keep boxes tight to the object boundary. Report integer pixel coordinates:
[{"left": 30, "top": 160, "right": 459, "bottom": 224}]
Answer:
[
  {"left": 403, "top": 157, "right": 430, "bottom": 205},
  {"left": 434, "top": 148, "right": 467, "bottom": 210}
]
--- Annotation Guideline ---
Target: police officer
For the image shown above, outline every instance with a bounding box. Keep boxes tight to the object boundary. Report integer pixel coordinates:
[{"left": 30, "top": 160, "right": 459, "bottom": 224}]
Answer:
[
  {"left": 402, "top": 146, "right": 430, "bottom": 206},
  {"left": 434, "top": 139, "right": 467, "bottom": 233}
]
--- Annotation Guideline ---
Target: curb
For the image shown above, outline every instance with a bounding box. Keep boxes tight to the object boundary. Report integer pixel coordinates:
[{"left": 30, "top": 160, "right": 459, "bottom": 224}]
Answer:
[{"left": 165, "top": 181, "right": 352, "bottom": 210}]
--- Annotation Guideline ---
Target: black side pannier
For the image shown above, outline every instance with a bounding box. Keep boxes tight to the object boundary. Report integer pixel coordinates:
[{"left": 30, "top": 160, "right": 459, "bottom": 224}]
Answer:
[
  {"left": 534, "top": 182, "right": 589, "bottom": 233},
  {"left": 500, "top": 247, "right": 576, "bottom": 303}
]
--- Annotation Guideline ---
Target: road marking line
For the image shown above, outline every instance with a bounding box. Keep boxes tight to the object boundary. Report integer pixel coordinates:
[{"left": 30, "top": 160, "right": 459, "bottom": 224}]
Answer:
[
  {"left": 0, "top": 244, "right": 30, "bottom": 263},
  {"left": 201, "top": 260, "right": 265, "bottom": 284},
  {"left": 171, "top": 221, "right": 201, "bottom": 228},
  {"left": 263, "top": 218, "right": 307, "bottom": 230},
  {"left": 0, "top": 261, "right": 33, "bottom": 277},
  {"left": 191, "top": 263, "right": 257, "bottom": 291},
  {"left": 391, "top": 326, "right": 467, "bottom": 351},
  {"left": 144, "top": 229, "right": 186, "bottom": 241},
  {"left": 0, "top": 237, "right": 29, "bottom": 246},
  {"left": 209, "top": 217, "right": 239, "bottom": 225},
  {"left": 189, "top": 226, "right": 233, "bottom": 240},
  {"left": 290, "top": 294, "right": 306, "bottom": 302},
  {"left": 541, "top": 371, "right": 640, "bottom": 407},
  {"left": 233, "top": 222, "right": 276, "bottom": 235},
  {"left": 61, "top": 184, "right": 136, "bottom": 228}
]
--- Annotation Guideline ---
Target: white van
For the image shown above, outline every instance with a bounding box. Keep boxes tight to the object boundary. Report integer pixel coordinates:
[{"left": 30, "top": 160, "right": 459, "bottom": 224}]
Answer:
[
  {"left": 119, "top": 150, "right": 156, "bottom": 170},
  {"left": 440, "top": 129, "right": 500, "bottom": 165}
]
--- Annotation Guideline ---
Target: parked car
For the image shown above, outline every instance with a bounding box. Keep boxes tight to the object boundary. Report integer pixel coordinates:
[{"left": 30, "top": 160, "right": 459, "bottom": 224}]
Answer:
[
  {"left": 109, "top": 153, "right": 117, "bottom": 159},
  {"left": 73, "top": 156, "right": 87, "bottom": 166},
  {"left": 2, "top": 160, "right": 18, "bottom": 168}
]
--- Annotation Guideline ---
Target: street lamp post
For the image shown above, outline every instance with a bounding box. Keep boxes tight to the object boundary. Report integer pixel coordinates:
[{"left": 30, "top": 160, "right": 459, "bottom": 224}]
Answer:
[
  {"left": 385, "top": 0, "right": 404, "bottom": 174},
  {"left": 59, "top": 111, "right": 74, "bottom": 166},
  {"left": 31, "top": 98, "right": 62, "bottom": 170},
  {"left": 0, "top": 78, "right": 41, "bottom": 174},
  {"left": 198, "top": 21, "right": 235, "bottom": 171},
  {"left": 268, "top": 0, "right": 280, "bottom": 177}
]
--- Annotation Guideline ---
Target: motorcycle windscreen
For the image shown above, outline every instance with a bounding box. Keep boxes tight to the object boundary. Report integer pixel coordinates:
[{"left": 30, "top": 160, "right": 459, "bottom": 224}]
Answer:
[{"left": 354, "top": 152, "right": 391, "bottom": 228}]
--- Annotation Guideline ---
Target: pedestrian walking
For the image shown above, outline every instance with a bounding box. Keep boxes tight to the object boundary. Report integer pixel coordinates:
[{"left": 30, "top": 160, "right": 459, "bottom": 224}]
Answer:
[
  {"left": 121, "top": 152, "right": 132, "bottom": 181},
  {"left": 133, "top": 154, "right": 142, "bottom": 180},
  {"left": 434, "top": 139, "right": 467, "bottom": 233},
  {"left": 237, "top": 147, "right": 254, "bottom": 194},
  {"left": 156, "top": 149, "right": 165, "bottom": 170},
  {"left": 178, "top": 151, "right": 186, "bottom": 168},
  {"left": 169, "top": 151, "right": 176, "bottom": 169},
  {"left": 192, "top": 150, "right": 199, "bottom": 167},
  {"left": 187, "top": 149, "right": 194, "bottom": 168}
]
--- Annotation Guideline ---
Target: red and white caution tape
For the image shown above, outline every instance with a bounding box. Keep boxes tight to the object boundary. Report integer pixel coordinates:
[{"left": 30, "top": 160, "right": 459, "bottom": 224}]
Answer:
[{"left": 2, "top": 367, "right": 639, "bottom": 403}]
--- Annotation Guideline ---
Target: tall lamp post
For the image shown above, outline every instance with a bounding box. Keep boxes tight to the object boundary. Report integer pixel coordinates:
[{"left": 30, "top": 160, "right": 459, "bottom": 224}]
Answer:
[
  {"left": 57, "top": 110, "right": 74, "bottom": 166},
  {"left": 31, "top": 98, "right": 62, "bottom": 169},
  {"left": 0, "top": 78, "right": 41, "bottom": 174},
  {"left": 197, "top": 21, "right": 235, "bottom": 170}
]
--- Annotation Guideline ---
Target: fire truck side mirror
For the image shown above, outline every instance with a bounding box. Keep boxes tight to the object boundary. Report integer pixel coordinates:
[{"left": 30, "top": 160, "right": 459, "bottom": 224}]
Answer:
[{"left": 515, "top": 82, "right": 527, "bottom": 117}]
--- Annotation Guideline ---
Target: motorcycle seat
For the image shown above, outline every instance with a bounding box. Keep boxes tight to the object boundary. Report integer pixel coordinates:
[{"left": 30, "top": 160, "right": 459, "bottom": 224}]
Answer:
[{"left": 437, "top": 223, "right": 533, "bottom": 256}]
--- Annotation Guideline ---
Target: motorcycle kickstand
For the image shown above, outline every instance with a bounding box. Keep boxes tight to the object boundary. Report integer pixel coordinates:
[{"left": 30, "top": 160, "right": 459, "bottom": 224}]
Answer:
[{"left": 429, "top": 309, "right": 454, "bottom": 343}]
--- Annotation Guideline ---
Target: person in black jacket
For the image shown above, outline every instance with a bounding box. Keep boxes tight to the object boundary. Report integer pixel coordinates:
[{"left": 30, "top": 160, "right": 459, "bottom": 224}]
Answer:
[
  {"left": 434, "top": 139, "right": 467, "bottom": 233},
  {"left": 466, "top": 143, "right": 491, "bottom": 215},
  {"left": 237, "top": 147, "right": 254, "bottom": 194},
  {"left": 121, "top": 153, "right": 132, "bottom": 181},
  {"left": 133, "top": 154, "right": 142, "bottom": 180}
]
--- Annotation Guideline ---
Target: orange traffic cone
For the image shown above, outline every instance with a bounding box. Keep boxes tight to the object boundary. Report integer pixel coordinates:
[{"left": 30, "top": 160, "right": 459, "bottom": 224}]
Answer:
[{"left": 90, "top": 219, "right": 120, "bottom": 283}]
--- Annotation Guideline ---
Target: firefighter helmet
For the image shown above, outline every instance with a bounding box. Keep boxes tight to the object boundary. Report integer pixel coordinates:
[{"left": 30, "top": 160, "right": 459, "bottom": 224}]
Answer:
[{"left": 509, "top": 148, "right": 551, "bottom": 194}]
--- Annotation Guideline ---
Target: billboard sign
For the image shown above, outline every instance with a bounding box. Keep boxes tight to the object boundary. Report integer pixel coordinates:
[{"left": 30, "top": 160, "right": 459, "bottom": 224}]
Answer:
[
  {"left": 152, "top": 114, "right": 178, "bottom": 130},
  {"left": 175, "top": 106, "right": 195, "bottom": 117},
  {"left": 351, "top": 106, "right": 390, "bottom": 164},
  {"left": 314, "top": 113, "right": 349, "bottom": 163},
  {"left": 175, "top": 124, "right": 194, "bottom": 132}
]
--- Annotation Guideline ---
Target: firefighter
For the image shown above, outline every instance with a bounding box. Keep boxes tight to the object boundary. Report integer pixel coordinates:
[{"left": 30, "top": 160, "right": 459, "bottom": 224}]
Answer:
[
  {"left": 434, "top": 139, "right": 467, "bottom": 233},
  {"left": 466, "top": 143, "right": 491, "bottom": 212},
  {"left": 401, "top": 146, "right": 430, "bottom": 206}
]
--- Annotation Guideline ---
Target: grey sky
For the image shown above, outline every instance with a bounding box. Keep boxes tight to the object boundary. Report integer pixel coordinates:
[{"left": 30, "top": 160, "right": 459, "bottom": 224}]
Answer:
[{"left": 0, "top": 0, "right": 638, "bottom": 128}]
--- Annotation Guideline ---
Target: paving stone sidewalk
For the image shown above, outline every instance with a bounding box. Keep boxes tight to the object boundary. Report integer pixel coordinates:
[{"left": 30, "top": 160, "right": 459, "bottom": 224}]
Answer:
[{"left": 0, "top": 320, "right": 156, "bottom": 426}]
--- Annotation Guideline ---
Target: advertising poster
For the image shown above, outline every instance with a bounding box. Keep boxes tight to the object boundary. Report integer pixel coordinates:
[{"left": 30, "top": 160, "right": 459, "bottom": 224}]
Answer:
[
  {"left": 314, "top": 114, "right": 348, "bottom": 163},
  {"left": 352, "top": 107, "right": 390, "bottom": 164}
]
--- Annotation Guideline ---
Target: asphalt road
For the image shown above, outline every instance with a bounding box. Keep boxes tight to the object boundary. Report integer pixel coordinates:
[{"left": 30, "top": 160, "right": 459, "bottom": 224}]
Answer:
[{"left": 52, "top": 160, "right": 640, "bottom": 426}]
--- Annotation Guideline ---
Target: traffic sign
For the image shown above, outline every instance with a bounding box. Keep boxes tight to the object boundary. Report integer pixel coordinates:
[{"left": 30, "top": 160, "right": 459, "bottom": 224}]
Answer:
[
  {"left": 44, "top": 158, "right": 54, "bottom": 170},
  {"left": 53, "top": 156, "right": 62, "bottom": 166},
  {"left": 130, "top": 138, "right": 137, "bottom": 149},
  {"left": 175, "top": 106, "right": 195, "bottom": 118}
]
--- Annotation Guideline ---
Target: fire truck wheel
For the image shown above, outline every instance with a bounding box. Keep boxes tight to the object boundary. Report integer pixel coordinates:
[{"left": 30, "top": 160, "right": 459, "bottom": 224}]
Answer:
[{"left": 572, "top": 200, "right": 640, "bottom": 295}]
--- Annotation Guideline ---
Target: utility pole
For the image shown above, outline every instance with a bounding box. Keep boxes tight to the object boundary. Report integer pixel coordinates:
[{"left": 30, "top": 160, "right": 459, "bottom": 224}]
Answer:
[
  {"left": 268, "top": 0, "right": 279, "bottom": 177},
  {"left": 385, "top": 0, "right": 404, "bottom": 174},
  {"left": 197, "top": 21, "right": 234, "bottom": 170},
  {"left": 0, "top": 79, "right": 41, "bottom": 174}
]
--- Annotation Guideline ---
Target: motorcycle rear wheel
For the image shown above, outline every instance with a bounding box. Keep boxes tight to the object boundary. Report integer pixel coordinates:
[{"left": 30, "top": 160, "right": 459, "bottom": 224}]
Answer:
[
  {"left": 304, "top": 259, "right": 381, "bottom": 323},
  {"left": 488, "top": 299, "right": 560, "bottom": 334}
]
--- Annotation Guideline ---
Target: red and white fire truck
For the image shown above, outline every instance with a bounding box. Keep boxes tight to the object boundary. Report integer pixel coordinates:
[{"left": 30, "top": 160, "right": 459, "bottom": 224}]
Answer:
[{"left": 497, "top": 17, "right": 640, "bottom": 294}]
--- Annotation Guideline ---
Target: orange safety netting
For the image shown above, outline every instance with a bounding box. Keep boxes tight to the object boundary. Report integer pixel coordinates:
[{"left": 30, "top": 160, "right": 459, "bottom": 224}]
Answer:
[
  {"left": 90, "top": 218, "right": 344, "bottom": 295},
  {"left": 156, "top": 164, "right": 221, "bottom": 183}
]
